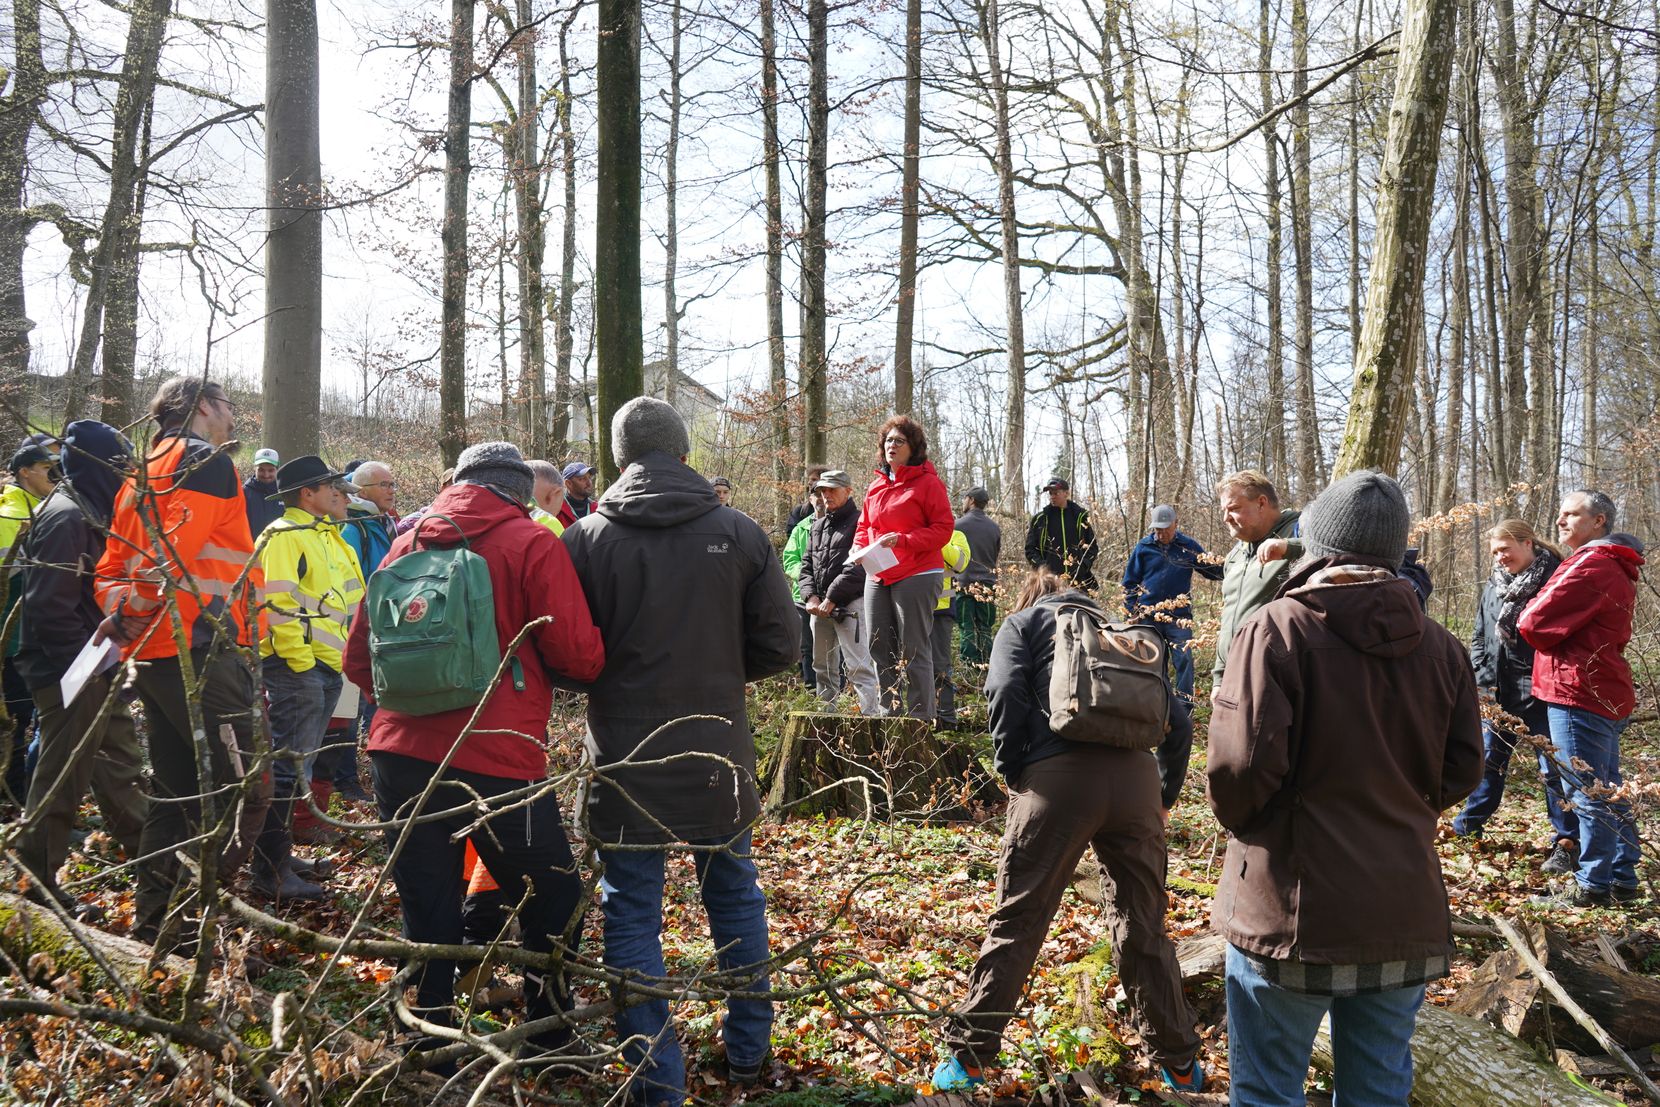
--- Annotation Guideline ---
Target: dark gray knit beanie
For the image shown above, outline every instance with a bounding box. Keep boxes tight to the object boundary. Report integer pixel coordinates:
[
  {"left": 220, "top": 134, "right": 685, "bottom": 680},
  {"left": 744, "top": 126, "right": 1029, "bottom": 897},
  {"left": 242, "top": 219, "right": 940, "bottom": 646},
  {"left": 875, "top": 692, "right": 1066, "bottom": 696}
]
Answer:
[
  {"left": 454, "top": 440, "right": 533, "bottom": 505},
  {"left": 1301, "top": 469, "right": 1410, "bottom": 569},
  {"left": 613, "top": 396, "right": 690, "bottom": 468}
]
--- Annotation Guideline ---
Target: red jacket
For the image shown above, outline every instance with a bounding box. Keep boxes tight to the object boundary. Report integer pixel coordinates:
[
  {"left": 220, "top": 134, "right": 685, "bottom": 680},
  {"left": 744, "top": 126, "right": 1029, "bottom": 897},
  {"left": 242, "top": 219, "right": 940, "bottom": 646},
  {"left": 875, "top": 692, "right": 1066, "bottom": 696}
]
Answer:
[
  {"left": 1519, "top": 536, "right": 1644, "bottom": 720},
  {"left": 853, "top": 459, "right": 953, "bottom": 584},
  {"left": 344, "top": 483, "right": 605, "bottom": 779}
]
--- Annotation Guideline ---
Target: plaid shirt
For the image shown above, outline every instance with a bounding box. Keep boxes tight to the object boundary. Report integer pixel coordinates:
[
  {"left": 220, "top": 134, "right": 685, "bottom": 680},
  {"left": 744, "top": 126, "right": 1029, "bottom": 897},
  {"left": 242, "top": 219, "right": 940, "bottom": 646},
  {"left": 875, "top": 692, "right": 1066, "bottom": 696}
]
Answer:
[{"left": 1242, "top": 949, "right": 1449, "bottom": 997}]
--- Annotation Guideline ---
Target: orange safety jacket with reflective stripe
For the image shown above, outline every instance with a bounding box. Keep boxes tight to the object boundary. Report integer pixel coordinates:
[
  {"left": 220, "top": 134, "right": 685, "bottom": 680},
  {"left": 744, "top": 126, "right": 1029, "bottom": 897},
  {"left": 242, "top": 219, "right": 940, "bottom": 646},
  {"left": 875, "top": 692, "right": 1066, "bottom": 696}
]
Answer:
[{"left": 95, "top": 428, "right": 264, "bottom": 661}]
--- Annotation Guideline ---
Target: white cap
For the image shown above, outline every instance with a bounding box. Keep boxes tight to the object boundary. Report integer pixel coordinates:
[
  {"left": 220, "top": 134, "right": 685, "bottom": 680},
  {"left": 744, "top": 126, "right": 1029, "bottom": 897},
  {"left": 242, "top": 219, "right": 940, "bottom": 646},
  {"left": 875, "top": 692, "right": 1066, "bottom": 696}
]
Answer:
[{"left": 253, "top": 448, "right": 279, "bottom": 466}]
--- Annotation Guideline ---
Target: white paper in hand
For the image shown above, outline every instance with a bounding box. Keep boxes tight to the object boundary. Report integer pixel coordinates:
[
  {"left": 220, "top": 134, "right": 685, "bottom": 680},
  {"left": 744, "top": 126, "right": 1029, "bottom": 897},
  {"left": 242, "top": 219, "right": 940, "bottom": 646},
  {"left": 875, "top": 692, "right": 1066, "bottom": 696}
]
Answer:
[
  {"left": 849, "top": 541, "right": 899, "bottom": 575},
  {"left": 60, "top": 635, "right": 122, "bottom": 706}
]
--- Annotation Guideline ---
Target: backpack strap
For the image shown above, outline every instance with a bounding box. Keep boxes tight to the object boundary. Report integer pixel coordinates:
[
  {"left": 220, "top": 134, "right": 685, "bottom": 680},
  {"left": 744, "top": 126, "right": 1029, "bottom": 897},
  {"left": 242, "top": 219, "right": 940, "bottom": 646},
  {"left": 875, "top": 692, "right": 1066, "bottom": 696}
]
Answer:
[{"left": 411, "top": 512, "right": 471, "bottom": 552}]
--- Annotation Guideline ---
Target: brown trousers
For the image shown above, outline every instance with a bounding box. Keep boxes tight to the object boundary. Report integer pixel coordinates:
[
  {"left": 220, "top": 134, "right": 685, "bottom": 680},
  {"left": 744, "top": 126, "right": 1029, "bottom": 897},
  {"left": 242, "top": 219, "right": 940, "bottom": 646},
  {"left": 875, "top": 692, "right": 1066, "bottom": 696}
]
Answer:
[{"left": 947, "top": 745, "right": 1200, "bottom": 1070}]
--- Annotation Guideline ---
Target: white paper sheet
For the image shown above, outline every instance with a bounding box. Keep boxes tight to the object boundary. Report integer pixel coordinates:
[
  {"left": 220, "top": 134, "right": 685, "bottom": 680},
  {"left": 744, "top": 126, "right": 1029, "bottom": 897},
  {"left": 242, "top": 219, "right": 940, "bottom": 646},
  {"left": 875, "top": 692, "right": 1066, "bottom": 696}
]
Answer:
[
  {"left": 848, "top": 541, "right": 899, "bottom": 575},
  {"left": 59, "top": 634, "right": 122, "bottom": 706}
]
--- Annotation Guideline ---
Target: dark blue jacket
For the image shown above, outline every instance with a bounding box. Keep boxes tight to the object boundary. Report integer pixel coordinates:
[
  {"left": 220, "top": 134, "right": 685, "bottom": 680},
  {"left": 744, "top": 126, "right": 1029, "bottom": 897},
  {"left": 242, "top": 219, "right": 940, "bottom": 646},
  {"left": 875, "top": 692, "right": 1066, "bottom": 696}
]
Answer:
[
  {"left": 1121, "top": 531, "right": 1222, "bottom": 622},
  {"left": 243, "top": 476, "right": 282, "bottom": 537}
]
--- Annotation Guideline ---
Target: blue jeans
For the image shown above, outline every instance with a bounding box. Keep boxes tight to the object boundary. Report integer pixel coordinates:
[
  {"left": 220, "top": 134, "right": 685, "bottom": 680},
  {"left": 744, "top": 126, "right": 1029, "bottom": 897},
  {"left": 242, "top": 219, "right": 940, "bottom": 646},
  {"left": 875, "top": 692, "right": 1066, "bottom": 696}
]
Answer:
[
  {"left": 1226, "top": 944, "right": 1424, "bottom": 1107},
  {"left": 1546, "top": 703, "right": 1640, "bottom": 892},
  {"left": 1160, "top": 625, "right": 1195, "bottom": 708},
  {"left": 1452, "top": 698, "right": 1578, "bottom": 842},
  {"left": 601, "top": 831, "right": 772, "bottom": 1103},
  {"left": 256, "top": 658, "right": 342, "bottom": 876}
]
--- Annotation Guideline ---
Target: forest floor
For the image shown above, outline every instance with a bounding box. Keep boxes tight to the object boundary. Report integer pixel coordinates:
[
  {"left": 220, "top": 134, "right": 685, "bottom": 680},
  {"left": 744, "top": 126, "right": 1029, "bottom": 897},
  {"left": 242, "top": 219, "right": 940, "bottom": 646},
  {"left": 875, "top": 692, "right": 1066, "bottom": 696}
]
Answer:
[{"left": 9, "top": 679, "right": 1660, "bottom": 1106}]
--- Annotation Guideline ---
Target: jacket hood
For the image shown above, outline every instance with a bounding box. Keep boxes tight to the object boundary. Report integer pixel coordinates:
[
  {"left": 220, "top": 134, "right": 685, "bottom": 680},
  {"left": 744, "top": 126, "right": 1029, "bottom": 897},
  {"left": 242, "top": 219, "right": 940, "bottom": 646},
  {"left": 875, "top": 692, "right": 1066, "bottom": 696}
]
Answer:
[
  {"left": 1282, "top": 554, "right": 1425, "bottom": 659},
  {"left": 1578, "top": 533, "right": 1647, "bottom": 572},
  {"left": 406, "top": 482, "right": 528, "bottom": 546},
  {"left": 62, "top": 419, "right": 133, "bottom": 522},
  {"left": 597, "top": 450, "right": 721, "bottom": 529}
]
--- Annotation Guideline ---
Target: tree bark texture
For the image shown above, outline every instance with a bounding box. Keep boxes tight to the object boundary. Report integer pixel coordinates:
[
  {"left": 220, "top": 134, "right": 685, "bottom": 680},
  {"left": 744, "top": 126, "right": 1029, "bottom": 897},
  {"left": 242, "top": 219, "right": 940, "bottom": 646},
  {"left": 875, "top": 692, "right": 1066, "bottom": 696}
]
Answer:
[
  {"left": 264, "top": 0, "right": 323, "bottom": 460},
  {"left": 1259, "top": 0, "right": 1287, "bottom": 484},
  {"left": 552, "top": 11, "right": 580, "bottom": 451},
  {"left": 983, "top": 0, "right": 1025, "bottom": 521},
  {"left": 799, "top": 0, "right": 830, "bottom": 465},
  {"left": 1332, "top": 0, "right": 1459, "bottom": 477},
  {"left": 63, "top": 0, "right": 173, "bottom": 425},
  {"left": 1290, "top": 0, "right": 1320, "bottom": 496},
  {"left": 99, "top": 103, "right": 154, "bottom": 430},
  {"left": 513, "top": 0, "right": 547, "bottom": 457},
  {"left": 892, "top": 0, "right": 922, "bottom": 416},
  {"left": 595, "top": 0, "right": 643, "bottom": 484},
  {"left": 662, "top": 0, "right": 681, "bottom": 411},
  {"left": 0, "top": 0, "right": 47, "bottom": 422},
  {"left": 761, "top": 0, "right": 791, "bottom": 531}
]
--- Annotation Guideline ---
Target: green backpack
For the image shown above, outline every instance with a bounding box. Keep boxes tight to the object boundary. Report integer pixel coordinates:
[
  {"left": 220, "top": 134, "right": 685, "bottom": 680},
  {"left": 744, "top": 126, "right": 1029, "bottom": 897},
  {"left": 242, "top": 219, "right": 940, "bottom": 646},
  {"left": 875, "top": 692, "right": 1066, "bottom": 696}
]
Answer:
[{"left": 366, "top": 514, "right": 505, "bottom": 715}]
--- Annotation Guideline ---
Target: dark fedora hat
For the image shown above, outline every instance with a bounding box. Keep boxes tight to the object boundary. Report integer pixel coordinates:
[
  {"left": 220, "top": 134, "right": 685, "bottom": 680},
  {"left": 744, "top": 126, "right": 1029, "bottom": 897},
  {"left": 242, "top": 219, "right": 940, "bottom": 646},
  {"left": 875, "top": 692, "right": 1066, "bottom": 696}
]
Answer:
[{"left": 268, "top": 455, "right": 353, "bottom": 498}]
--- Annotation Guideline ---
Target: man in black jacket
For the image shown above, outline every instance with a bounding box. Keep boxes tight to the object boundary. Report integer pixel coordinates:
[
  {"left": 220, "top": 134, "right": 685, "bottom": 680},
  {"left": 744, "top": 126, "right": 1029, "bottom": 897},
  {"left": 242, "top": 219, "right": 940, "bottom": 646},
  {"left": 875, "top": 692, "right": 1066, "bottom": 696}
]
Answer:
[
  {"left": 1024, "top": 477, "right": 1098, "bottom": 589},
  {"left": 14, "top": 420, "right": 149, "bottom": 913},
  {"left": 562, "top": 397, "right": 798, "bottom": 1102},
  {"left": 798, "top": 469, "right": 881, "bottom": 714}
]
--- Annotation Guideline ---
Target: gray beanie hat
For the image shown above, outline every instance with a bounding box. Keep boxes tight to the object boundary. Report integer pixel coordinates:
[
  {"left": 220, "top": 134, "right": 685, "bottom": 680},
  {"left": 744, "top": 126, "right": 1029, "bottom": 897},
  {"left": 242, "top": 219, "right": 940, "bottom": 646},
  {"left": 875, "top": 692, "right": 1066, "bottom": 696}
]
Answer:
[
  {"left": 1300, "top": 469, "right": 1410, "bottom": 569},
  {"left": 454, "top": 440, "right": 534, "bottom": 505},
  {"left": 613, "top": 396, "right": 690, "bottom": 468}
]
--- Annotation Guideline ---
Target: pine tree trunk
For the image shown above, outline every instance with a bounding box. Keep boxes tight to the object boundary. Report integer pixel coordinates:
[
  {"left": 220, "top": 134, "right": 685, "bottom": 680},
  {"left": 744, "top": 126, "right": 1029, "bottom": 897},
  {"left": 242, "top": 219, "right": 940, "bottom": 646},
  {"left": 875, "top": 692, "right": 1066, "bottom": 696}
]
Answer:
[
  {"left": 892, "top": 0, "right": 922, "bottom": 416},
  {"left": 439, "top": 0, "right": 475, "bottom": 467},
  {"left": 264, "top": 0, "right": 322, "bottom": 459},
  {"left": 595, "top": 0, "right": 643, "bottom": 483},
  {"left": 799, "top": 0, "right": 830, "bottom": 464},
  {"left": 1331, "top": 0, "right": 1460, "bottom": 477},
  {"left": 64, "top": 0, "right": 173, "bottom": 425}
]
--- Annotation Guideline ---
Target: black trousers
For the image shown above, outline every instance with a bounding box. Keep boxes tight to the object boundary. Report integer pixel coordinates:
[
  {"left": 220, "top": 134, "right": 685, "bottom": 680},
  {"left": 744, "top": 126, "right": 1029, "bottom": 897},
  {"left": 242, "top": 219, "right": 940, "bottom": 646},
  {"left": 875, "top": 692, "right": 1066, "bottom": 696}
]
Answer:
[
  {"left": 371, "top": 751, "right": 584, "bottom": 1036},
  {"left": 3, "top": 655, "right": 37, "bottom": 807},
  {"left": 132, "top": 648, "right": 256, "bottom": 936}
]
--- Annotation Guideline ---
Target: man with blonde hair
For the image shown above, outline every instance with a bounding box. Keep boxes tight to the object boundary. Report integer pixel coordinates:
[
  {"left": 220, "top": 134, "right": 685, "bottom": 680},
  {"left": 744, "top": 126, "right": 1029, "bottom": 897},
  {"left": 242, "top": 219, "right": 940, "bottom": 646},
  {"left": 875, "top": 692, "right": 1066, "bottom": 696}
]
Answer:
[{"left": 1213, "top": 470, "right": 1300, "bottom": 683}]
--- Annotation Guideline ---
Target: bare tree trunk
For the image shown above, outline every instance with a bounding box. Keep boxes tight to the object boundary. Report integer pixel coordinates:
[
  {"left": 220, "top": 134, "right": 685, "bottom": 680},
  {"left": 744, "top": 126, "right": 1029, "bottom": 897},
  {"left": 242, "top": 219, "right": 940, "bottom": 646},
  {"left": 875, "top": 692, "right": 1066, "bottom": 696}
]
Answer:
[
  {"left": 1332, "top": 0, "right": 1460, "bottom": 476},
  {"left": 596, "top": 0, "right": 643, "bottom": 483},
  {"left": 514, "top": 0, "right": 547, "bottom": 456},
  {"left": 1259, "top": 0, "right": 1286, "bottom": 481},
  {"left": 552, "top": 11, "right": 579, "bottom": 451},
  {"left": 1474, "top": 121, "right": 1509, "bottom": 491},
  {"left": 661, "top": 0, "right": 681, "bottom": 411},
  {"left": 761, "top": 0, "right": 791, "bottom": 531},
  {"left": 439, "top": 0, "right": 475, "bottom": 467},
  {"left": 264, "top": 0, "right": 322, "bottom": 459},
  {"left": 892, "top": 0, "right": 922, "bottom": 415},
  {"left": 799, "top": 0, "right": 830, "bottom": 462},
  {"left": 1290, "top": 0, "right": 1319, "bottom": 496},
  {"left": 64, "top": 0, "right": 173, "bottom": 424},
  {"left": 99, "top": 101, "right": 154, "bottom": 430},
  {"left": 0, "top": 0, "right": 47, "bottom": 420},
  {"left": 982, "top": 0, "right": 1025, "bottom": 520},
  {"left": 1436, "top": 13, "right": 1475, "bottom": 540},
  {"left": 1347, "top": 0, "right": 1365, "bottom": 358}
]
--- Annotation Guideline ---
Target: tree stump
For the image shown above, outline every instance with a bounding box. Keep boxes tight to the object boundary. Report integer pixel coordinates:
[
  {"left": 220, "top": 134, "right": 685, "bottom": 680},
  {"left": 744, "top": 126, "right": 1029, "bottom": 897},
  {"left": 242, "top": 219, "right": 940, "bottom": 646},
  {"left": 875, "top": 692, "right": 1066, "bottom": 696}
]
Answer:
[{"left": 761, "top": 712, "right": 996, "bottom": 820}]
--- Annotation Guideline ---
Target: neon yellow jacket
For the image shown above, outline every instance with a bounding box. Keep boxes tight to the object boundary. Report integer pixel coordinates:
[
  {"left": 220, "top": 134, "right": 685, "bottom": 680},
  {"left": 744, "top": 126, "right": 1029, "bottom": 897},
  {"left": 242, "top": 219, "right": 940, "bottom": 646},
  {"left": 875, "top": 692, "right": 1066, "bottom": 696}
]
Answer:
[
  {"left": 937, "top": 528, "right": 971, "bottom": 611},
  {"left": 258, "top": 507, "right": 367, "bottom": 673},
  {"left": 0, "top": 484, "right": 42, "bottom": 566},
  {"left": 530, "top": 505, "right": 565, "bottom": 536}
]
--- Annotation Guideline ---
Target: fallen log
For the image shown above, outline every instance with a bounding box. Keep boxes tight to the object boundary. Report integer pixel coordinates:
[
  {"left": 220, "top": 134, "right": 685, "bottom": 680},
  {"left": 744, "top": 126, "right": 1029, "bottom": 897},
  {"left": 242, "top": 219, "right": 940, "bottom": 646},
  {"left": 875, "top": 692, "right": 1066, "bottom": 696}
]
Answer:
[
  {"left": 1311, "top": 1002, "right": 1623, "bottom": 1106},
  {"left": 1449, "top": 915, "right": 1660, "bottom": 1053},
  {"left": 761, "top": 712, "right": 996, "bottom": 819}
]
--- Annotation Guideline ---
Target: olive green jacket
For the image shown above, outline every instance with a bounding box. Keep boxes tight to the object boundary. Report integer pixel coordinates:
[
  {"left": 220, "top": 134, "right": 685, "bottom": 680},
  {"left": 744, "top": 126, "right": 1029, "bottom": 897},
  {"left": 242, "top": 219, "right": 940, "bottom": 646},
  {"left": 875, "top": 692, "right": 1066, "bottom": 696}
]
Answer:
[{"left": 1212, "top": 509, "right": 1300, "bottom": 679}]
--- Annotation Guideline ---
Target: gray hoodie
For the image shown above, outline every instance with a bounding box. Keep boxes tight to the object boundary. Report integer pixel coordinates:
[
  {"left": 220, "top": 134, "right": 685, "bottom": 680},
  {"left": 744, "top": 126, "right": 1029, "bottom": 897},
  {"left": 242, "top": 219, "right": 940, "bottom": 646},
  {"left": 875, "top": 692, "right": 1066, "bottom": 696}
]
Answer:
[{"left": 562, "top": 451, "right": 799, "bottom": 844}]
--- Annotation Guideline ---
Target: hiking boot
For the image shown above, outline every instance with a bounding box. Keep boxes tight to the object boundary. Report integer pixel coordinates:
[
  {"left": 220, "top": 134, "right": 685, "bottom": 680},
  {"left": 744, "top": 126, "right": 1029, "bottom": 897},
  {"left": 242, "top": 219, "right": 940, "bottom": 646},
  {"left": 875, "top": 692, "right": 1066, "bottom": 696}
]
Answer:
[
  {"left": 1541, "top": 840, "right": 1578, "bottom": 875},
  {"left": 335, "top": 776, "right": 373, "bottom": 804},
  {"left": 1532, "top": 883, "right": 1612, "bottom": 909},
  {"left": 1161, "top": 1059, "right": 1206, "bottom": 1095},
  {"left": 1612, "top": 884, "right": 1644, "bottom": 906},
  {"left": 727, "top": 1052, "right": 770, "bottom": 1086},
  {"left": 252, "top": 865, "right": 326, "bottom": 902},
  {"left": 288, "top": 855, "right": 335, "bottom": 882}
]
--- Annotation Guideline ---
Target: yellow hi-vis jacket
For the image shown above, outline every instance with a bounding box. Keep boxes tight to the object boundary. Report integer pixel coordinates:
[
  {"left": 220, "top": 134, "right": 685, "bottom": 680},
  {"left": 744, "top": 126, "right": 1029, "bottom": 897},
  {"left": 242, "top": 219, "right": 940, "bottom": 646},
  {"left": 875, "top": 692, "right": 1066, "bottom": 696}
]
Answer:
[
  {"left": 0, "top": 484, "right": 42, "bottom": 565},
  {"left": 937, "top": 528, "right": 971, "bottom": 612},
  {"left": 258, "top": 506, "right": 366, "bottom": 673}
]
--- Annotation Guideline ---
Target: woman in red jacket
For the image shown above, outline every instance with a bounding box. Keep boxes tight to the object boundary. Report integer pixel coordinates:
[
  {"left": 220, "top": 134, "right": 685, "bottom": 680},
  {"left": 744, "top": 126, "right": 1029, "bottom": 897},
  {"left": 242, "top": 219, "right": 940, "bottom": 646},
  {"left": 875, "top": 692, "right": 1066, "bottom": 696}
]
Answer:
[{"left": 855, "top": 415, "right": 953, "bottom": 721}]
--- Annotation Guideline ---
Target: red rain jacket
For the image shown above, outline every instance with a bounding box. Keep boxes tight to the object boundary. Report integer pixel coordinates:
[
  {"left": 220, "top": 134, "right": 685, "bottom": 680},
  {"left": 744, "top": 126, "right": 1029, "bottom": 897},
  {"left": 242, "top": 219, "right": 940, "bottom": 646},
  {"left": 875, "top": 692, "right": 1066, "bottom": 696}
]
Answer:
[
  {"left": 344, "top": 482, "right": 605, "bottom": 779},
  {"left": 1519, "top": 536, "right": 1644, "bottom": 720},
  {"left": 853, "top": 459, "right": 953, "bottom": 585}
]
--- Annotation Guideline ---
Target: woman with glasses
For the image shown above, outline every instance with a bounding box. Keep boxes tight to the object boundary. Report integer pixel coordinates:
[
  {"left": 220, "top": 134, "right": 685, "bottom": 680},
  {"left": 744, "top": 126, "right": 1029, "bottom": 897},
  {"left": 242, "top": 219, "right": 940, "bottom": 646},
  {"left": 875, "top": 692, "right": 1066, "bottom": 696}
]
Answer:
[{"left": 854, "top": 415, "right": 953, "bottom": 722}]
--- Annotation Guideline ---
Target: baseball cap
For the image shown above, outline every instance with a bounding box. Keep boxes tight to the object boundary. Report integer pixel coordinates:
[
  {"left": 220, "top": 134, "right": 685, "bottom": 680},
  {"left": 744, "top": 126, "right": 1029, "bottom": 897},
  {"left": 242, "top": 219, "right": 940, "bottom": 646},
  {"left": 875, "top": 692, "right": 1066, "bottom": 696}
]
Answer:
[
  {"left": 813, "top": 469, "right": 854, "bottom": 491},
  {"left": 253, "top": 448, "right": 279, "bottom": 467},
  {"left": 1151, "top": 504, "right": 1177, "bottom": 529},
  {"left": 562, "top": 461, "right": 596, "bottom": 480},
  {"left": 711, "top": 476, "right": 733, "bottom": 490},
  {"left": 1042, "top": 476, "right": 1069, "bottom": 492},
  {"left": 965, "top": 486, "right": 990, "bottom": 506}
]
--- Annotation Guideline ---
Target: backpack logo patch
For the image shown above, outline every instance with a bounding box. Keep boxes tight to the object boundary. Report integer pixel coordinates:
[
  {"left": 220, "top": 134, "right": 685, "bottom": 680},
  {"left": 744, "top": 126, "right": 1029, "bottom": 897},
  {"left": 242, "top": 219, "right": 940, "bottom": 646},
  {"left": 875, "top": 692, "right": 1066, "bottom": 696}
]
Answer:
[{"left": 405, "top": 596, "right": 429, "bottom": 623}]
